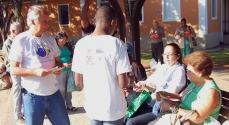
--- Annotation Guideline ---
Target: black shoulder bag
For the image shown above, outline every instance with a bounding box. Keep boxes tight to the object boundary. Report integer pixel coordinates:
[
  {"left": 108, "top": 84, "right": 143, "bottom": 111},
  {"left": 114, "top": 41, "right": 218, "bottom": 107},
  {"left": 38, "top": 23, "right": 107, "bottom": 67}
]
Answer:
[{"left": 188, "top": 26, "right": 197, "bottom": 46}]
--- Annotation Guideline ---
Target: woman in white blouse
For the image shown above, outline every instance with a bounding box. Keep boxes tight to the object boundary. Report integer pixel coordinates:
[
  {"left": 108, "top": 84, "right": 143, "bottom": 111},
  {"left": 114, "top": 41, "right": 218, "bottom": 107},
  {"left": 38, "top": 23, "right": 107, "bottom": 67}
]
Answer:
[{"left": 126, "top": 43, "right": 186, "bottom": 125}]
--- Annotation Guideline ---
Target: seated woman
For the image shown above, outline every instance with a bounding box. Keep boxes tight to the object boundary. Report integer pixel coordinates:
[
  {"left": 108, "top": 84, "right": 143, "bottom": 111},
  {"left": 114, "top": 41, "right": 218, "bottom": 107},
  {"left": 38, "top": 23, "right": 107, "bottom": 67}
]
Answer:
[
  {"left": 0, "top": 62, "right": 12, "bottom": 89},
  {"left": 126, "top": 43, "right": 187, "bottom": 125},
  {"left": 155, "top": 51, "right": 222, "bottom": 125}
]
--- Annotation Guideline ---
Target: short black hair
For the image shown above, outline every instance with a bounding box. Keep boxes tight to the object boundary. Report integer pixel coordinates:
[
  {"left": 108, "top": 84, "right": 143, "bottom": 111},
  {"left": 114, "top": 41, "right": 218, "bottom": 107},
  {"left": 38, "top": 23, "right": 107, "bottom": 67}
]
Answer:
[
  {"left": 181, "top": 18, "right": 186, "bottom": 22},
  {"left": 95, "top": 5, "right": 117, "bottom": 24}
]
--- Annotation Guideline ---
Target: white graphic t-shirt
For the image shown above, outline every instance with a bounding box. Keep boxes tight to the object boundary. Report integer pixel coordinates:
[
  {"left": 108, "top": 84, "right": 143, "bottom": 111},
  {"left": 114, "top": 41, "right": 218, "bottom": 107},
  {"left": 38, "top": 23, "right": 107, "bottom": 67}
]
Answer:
[
  {"left": 72, "top": 35, "right": 131, "bottom": 121},
  {"left": 9, "top": 31, "right": 60, "bottom": 96}
]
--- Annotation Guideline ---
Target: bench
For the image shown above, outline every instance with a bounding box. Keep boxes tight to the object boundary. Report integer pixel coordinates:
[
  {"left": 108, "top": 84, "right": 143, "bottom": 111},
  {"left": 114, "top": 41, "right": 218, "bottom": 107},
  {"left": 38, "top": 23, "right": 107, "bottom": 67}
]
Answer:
[{"left": 218, "top": 90, "right": 229, "bottom": 124}]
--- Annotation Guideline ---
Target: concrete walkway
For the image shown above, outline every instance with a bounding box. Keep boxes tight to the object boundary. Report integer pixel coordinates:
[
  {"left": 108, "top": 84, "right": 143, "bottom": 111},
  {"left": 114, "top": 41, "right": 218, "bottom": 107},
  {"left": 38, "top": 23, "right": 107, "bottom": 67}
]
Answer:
[
  {"left": 1, "top": 44, "right": 229, "bottom": 125},
  {"left": 1, "top": 90, "right": 90, "bottom": 125}
]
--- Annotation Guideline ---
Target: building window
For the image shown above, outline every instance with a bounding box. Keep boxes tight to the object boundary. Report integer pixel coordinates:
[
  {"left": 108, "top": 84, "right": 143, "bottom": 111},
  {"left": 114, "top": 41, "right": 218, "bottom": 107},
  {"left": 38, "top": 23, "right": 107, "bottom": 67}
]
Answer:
[
  {"left": 98, "top": 0, "right": 110, "bottom": 7},
  {"left": 129, "top": 0, "right": 144, "bottom": 23},
  {"left": 162, "top": 0, "right": 180, "bottom": 22},
  {"left": 58, "top": 4, "right": 70, "bottom": 26},
  {"left": 212, "top": 0, "right": 217, "bottom": 19}
]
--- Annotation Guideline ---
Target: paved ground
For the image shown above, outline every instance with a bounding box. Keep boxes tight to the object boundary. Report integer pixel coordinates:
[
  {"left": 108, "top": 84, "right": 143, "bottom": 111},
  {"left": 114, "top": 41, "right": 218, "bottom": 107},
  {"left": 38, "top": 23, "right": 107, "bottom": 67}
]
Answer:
[
  {"left": 0, "top": 44, "right": 229, "bottom": 125},
  {"left": 0, "top": 90, "right": 90, "bottom": 125}
]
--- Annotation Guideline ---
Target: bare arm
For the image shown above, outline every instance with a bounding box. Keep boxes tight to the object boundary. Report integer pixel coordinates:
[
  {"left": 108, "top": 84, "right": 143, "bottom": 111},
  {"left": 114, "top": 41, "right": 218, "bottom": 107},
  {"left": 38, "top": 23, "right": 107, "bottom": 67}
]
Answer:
[
  {"left": 10, "top": 61, "right": 51, "bottom": 77},
  {"left": 149, "top": 28, "right": 154, "bottom": 39},
  {"left": 177, "top": 89, "right": 220, "bottom": 124},
  {"left": 52, "top": 56, "right": 63, "bottom": 75},
  {"left": 174, "top": 28, "right": 183, "bottom": 39},
  {"left": 75, "top": 73, "right": 83, "bottom": 88},
  {"left": 54, "top": 56, "right": 63, "bottom": 67},
  {"left": 118, "top": 73, "right": 129, "bottom": 89},
  {"left": 160, "top": 27, "right": 165, "bottom": 38},
  {"left": 81, "top": 0, "right": 92, "bottom": 29}
]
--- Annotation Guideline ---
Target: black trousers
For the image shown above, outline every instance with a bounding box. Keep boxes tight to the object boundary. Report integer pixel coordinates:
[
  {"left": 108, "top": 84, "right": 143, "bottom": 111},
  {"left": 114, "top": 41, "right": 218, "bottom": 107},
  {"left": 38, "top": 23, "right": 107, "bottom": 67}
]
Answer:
[{"left": 151, "top": 42, "right": 164, "bottom": 64}]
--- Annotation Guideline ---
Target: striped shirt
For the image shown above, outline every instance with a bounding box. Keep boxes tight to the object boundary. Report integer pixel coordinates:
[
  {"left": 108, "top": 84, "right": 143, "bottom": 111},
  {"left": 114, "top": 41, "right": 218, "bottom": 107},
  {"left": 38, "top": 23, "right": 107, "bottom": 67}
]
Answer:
[{"left": 2, "top": 35, "right": 14, "bottom": 73}]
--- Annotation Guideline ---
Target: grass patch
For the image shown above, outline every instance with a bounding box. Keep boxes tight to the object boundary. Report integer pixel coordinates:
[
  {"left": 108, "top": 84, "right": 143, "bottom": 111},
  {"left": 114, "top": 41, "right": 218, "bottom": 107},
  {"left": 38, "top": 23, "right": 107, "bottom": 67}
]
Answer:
[
  {"left": 140, "top": 49, "right": 229, "bottom": 65},
  {"left": 208, "top": 49, "right": 229, "bottom": 64},
  {"left": 141, "top": 51, "right": 151, "bottom": 65}
]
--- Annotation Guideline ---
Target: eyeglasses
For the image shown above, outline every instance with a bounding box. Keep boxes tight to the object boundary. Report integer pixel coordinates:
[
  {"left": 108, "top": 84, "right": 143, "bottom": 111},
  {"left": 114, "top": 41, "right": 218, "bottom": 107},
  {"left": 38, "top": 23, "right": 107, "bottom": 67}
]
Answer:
[{"left": 162, "top": 53, "right": 177, "bottom": 57}]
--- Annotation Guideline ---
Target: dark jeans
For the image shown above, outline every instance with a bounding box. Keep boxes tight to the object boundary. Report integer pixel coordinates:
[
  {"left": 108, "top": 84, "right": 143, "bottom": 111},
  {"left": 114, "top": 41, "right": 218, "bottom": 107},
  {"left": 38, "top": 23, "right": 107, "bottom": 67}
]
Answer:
[
  {"left": 125, "top": 103, "right": 156, "bottom": 125},
  {"left": 151, "top": 42, "right": 164, "bottom": 63}
]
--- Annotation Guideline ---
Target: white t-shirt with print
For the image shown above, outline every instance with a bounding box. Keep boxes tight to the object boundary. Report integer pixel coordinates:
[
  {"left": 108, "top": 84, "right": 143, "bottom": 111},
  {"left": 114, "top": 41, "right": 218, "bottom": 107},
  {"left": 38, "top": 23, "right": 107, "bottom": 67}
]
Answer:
[
  {"left": 72, "top": 35, "right": 131, "bottom": 121},
  {"left": 9, "top": 31, "right": 60, "bottom": 96}
]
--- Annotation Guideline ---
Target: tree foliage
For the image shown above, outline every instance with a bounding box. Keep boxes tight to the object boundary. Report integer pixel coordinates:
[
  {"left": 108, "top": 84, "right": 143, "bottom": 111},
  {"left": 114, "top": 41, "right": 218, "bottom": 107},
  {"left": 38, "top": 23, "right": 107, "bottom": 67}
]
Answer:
[{"left": 0, "top": 0, "right": 24, "bottom": 45}]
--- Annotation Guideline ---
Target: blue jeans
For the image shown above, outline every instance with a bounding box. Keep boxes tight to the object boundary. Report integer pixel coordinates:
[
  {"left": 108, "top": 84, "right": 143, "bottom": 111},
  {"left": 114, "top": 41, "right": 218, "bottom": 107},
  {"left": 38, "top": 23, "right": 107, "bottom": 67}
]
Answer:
[
  {"left": 22, "top": 89, "right": 70, "bottom": 125},
  {"left": 90, "top": 117, "right": 124, "bottom": 125},
  {"left": 125, "top": 103, "right": 156, "bottom": 125}
]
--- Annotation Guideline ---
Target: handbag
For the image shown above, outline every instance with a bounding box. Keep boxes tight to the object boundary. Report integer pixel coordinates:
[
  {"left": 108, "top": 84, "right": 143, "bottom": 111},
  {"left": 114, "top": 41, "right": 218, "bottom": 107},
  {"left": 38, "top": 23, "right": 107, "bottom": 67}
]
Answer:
[
  {"left": 147, "top": 114, "right": 181, "bottom": 125},
  {"left": 67, "top": 71, "right": 83, "bottom": 92},
  {"left": 191, "top": 37, "right": 197, "bottom": 46},
  {"left": 126, "top": 90, "right": 151, "bottom": 118},
  {"left": 148, "top": 110, "right": 195, "bottom": 125},
  {"left": 188, "top": 26, "right": 197, "bottom": 46}
]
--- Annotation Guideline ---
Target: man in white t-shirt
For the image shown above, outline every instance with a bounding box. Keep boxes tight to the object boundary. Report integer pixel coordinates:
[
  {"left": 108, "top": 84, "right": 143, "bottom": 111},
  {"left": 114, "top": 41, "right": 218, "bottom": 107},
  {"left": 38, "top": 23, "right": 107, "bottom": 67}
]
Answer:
[
  {"left": 72, "top": 5, "right": 131, "bottom": 125},
  {"left": 9, "top": 5, "right": 70, "bottom": 125}
]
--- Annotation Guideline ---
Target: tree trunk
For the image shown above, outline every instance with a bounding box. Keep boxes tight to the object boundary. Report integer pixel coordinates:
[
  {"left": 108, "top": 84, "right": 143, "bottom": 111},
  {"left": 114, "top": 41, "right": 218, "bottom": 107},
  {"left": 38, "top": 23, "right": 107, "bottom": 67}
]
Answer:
[
  {"left": 0, "top": 1, "right": 10, "bottom": 43},
  {"left": 132, "top": 0, "right": 146, "bottom": 62},
  {"left": 0, "top": 30, "right": 7, "bottom": 44},
  {"left": 12, "top": 0, "right": 24, "bottom": 31},
  {"left": 108, "top": 0, "right": 126, "bottom": 42},
  {"left": 124, "top": 0, "right": 133, "bottom": 45}
]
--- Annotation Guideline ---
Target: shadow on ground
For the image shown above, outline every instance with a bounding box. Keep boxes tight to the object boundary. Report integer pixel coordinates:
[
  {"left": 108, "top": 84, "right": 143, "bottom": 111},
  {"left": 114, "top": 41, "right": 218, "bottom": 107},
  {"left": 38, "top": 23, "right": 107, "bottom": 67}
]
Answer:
[
  {"left": 213, "top": 62, "right": 229, "bottom": 71},
  {"left": 68, "top": 106, "right": 86, "bottom": 115}
]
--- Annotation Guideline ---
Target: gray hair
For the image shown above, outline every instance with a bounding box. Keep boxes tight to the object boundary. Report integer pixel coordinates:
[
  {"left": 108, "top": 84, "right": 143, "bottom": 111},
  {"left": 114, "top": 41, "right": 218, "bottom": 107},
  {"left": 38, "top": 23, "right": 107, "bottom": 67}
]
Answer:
[
  {"left": 153, "top": 20, "right": 159, "bottom": 24},
  {"left": 10, "top": 22, "right": 21, "bottom": 32},
  {"left": 26, "top": 5, "right": 48, "bottom": 27}
]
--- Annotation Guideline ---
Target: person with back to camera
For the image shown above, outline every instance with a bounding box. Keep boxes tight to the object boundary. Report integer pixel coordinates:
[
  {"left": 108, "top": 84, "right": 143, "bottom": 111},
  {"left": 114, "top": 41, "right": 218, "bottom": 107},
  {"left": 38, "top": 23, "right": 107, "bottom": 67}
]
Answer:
[
  {"left": 9, "top": 5, "right": 70, "bottom": 125},
  {"left": 55, "top": 31, "right": 77, "bottom": 111},
  {"left": 125, "top": 43, "right": 186, "bottom": 125},
  {"left": 152, "top": 51, "right": 221, "bottom": 125},
  {"left": 72, "top": 5, "right": 131, "bottom": 125},
  {"left": 174, "top": 18, "right": 196, "bottom": 57}
]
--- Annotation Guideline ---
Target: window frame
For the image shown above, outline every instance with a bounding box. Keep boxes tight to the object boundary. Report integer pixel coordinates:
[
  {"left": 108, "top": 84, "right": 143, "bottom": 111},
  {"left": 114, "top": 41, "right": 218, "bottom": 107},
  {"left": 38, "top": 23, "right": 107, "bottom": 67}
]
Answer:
[
  {"left": 211, "top": 0, "right": 217, "bottom": 20},
  {"left": 57, "top": 4, "right": 70, "bottom": 26},
  {"left": 162, "top": 0, "right": 181, "bottom": 22}
]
